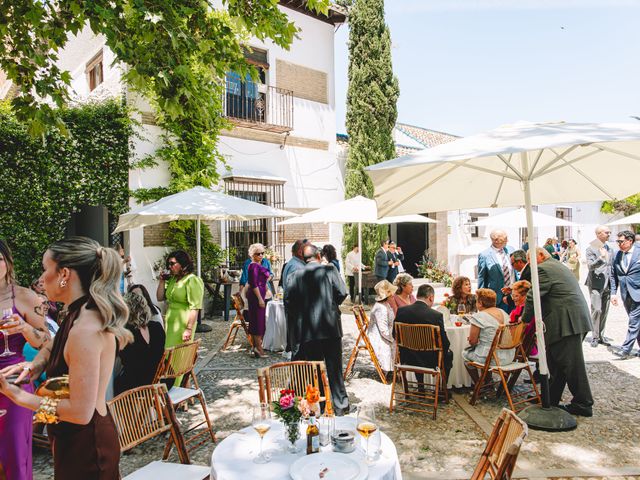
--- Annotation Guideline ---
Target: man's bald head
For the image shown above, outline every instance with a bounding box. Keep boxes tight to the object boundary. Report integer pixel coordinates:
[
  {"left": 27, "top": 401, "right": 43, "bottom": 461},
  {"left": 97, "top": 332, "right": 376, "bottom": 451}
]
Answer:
[
  {"left": 595, "top": 225, "right": 611, "bottom": 243},
  {"left": 303, "top": 244, "right": 321, "bottom": 263}
]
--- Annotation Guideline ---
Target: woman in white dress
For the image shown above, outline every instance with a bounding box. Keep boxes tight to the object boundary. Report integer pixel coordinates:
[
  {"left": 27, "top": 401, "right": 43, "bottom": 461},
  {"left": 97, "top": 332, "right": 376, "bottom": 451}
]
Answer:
[
  {"left": 367, "top": 280, "right": 397, "bottom": 376},
  {"left": 463, "top": 288, "right": 515, "bottom": 384}
]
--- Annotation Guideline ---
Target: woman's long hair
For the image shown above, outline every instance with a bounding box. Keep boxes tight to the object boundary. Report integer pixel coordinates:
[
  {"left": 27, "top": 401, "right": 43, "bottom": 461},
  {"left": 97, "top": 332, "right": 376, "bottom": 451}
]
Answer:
[
  {"left": 123, "top": 291, "right": 151, "bottom": 330},
  {"left": 48, "top": 236, "right": 132, "bottom": 346},
  {"left": 0, "top": 239, "right": 16, "bottom": 285},
  {"left": 127, "top": 283, "right": 161, "bottom": 315}
]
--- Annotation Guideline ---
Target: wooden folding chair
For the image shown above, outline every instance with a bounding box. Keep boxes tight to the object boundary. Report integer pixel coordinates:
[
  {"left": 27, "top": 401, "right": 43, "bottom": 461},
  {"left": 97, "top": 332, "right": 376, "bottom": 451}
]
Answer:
[
  {"left": 221, "top": 293, "right": 253, "bottom": 350},
  {"left": 258, "top": 361, "right": 333, "bottom": 413},
  {"left": 153, "top": 340, "right": 216, "bottom": 458},
  {"left": 390, "top": 323, "right": 447, "bottom": 420},
  {"left": 343, "top": 305, "right": 387, "bottom": 384},
  {"left": 466, "top": 321, "right": 541, "bottom": 413},
  {"left": 470, "top": 408, "right": 528, "bottom": 480}
]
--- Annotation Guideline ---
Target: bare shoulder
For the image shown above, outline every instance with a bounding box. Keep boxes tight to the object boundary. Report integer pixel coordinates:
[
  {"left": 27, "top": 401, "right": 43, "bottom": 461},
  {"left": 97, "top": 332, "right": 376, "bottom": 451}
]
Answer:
[{"left": 68, "top": 307, "right": 109, "bottom": 344}]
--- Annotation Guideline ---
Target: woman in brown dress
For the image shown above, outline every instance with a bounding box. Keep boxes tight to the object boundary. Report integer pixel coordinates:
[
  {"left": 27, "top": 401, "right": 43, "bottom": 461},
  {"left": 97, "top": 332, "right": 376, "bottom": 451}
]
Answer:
[{"left": 0, "top": 236, "right": 132, "bottom": 479}]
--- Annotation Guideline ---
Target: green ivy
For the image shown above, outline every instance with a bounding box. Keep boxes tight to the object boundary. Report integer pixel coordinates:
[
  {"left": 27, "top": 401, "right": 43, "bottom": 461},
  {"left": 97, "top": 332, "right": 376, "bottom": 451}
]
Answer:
[{"left": 0, "top": 99, "right": 131, "bottom": 283}]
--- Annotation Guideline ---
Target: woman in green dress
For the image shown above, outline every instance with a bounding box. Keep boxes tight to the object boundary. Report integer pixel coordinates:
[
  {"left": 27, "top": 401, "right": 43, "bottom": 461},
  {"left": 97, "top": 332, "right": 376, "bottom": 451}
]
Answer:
[{"left": 156, "top": 250, "right": 204, "bottom": 349}]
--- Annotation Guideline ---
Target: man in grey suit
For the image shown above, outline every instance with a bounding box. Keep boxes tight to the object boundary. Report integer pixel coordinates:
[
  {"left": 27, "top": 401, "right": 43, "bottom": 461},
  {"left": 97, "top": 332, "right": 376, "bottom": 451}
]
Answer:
[
  {"left": 585, "top": 225, "right": 613, "bottom": 348},
  {"left": 374, "top": 239, "right": 392, "bottom": 282},
  {"left": 286, "top": 244, "right": 350, "bottom": 415},
  {"left": 478, "top": 230, "right": 514, "bottom": 312},
  {"left": 522, "top": 247, "right": 593, "bottom": 417},
  {"left": 610, "top": 230, "right": 640, "bottom": 360}
]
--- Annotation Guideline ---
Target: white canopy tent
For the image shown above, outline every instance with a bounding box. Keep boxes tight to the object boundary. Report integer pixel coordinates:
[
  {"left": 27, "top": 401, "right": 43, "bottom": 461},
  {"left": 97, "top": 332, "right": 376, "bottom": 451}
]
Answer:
[
  {"left": 114, "top": 186, "right": 296, "bottom": 276},
  {"left": 366, "top": 121, "right": 640, "bottom": 430},
  {"left": 607, "top": 212, "right": 640, "bottom": 227},
  {"left": 472, "top": 207, "right": 578, "bottom": 232},
  {"left": 278, "top": 196, "right": 437, "bottom": 300}
]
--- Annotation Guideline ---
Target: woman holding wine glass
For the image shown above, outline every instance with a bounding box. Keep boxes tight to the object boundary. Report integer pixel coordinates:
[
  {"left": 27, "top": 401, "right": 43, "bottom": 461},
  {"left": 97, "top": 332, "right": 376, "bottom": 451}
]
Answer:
[{"left": 0, "top": 239, "right": 50, "bottom": 480}]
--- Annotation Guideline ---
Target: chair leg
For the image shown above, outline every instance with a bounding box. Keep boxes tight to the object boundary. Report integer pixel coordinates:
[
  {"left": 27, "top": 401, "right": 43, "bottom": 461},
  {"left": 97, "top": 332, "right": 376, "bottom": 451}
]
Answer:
[
  {"left": 389, "top": 368, "right": 398, "bottom": 413},
  {"left": 197, "top": 392, "right": 217, "bottom": 443},
  {"left": 343, "top": 339, "right": 361, "bottom": 380},
  {"left": 469, "top": 365, "right": 487, "bottom": 406},
  {"left": 433, "top": 373, "right": 439, "bottom": 420},
  {"left": 496, "top": 369, "right": 516, "bottom": 412},
  {"left": 222, "top": 324, "right": 238, "bottom": 350}
]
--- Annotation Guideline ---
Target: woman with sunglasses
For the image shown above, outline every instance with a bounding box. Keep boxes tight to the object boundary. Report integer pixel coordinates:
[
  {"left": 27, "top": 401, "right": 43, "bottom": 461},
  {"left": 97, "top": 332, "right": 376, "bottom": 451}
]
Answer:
[
  {"left": 246, "top": 243, "right": 270, "bottom": 358},
  {"left": 156, "top": 251, "right": 204, "bottom": 354}
]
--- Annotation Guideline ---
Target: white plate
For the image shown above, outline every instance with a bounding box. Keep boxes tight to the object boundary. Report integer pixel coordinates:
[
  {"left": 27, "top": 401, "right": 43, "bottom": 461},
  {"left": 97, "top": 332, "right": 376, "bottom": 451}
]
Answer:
[{"left": 289, "top": 452, "right": 368, "bottom": 480}]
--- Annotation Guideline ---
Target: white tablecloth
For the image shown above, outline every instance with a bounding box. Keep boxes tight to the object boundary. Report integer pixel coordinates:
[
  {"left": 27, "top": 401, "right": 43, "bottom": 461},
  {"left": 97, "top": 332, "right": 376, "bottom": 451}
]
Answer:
[
  {"left": 263, "top": 301, "right": 287, "bottom": 351},
  {"left": 211, "top": 417, "right": 402, "bottom": 480},
  {"left": 445, "top": 318, "right": 472, "bottom": 388}
]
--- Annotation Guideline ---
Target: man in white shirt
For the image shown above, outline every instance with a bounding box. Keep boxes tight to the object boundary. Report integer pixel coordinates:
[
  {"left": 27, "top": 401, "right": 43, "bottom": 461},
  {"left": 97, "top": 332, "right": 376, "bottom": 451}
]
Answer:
[{"left": 345, "top": 244, "right": 365, "bottom": 303}]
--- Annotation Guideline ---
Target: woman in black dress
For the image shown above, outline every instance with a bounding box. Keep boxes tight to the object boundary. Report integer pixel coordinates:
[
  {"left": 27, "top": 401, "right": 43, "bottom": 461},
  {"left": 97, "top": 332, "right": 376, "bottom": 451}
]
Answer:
[{"left": 115, "top": 290, "right": 166, "bottom": 395}]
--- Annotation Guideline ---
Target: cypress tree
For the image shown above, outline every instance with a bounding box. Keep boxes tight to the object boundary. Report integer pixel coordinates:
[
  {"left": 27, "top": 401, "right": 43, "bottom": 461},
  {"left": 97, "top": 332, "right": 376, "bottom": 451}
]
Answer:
[{"left": 343, "top": 0, "right": 400, "bottom": 266}]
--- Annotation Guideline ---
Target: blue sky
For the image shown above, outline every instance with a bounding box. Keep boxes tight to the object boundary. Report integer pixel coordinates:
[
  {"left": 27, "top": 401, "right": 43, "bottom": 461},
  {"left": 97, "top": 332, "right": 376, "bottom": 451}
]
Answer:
[{"left": 334, "top": 0, "right": 640, "bottom": 137}]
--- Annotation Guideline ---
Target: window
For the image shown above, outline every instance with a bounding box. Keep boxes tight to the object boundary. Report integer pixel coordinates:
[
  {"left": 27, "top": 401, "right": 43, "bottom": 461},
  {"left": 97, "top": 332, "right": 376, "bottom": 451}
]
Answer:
[
  {"left": 555, "top": 207, "right": 573, "bottom": 242},
  {"left": 468, "top": 212, "right": 488, "bottom": 238},
  {"left": 86, "top": 50, "right": 104, "bottom": 92},
  {"left": 225, "top": 48, "right": 268, "bottom": 123}
]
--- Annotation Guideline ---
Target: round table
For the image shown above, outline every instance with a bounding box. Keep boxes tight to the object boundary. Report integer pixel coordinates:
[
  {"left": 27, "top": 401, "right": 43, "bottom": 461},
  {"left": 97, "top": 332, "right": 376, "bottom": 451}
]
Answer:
[
  {"left": 211, "top": 416, "right": 402, "bottom": 480},
  {"left": 445, "top": 318, "right": 472, "bottom": 388},
  {"left": 263, "top": 301, "right": 287, "bottom": 352}
]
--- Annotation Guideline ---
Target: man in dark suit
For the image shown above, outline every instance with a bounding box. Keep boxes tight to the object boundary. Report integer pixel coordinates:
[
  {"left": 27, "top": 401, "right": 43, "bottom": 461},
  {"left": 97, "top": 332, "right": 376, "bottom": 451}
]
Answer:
[
  {"left": 395, "top": 284, "right": 453, "bottom": 385},
  {"left": 386, "top": 242, "right": 404, "bottom": 283},
  {"left": 522, "top": 248, "right": 593, "bottom": 417},
  {"left": 610, "top": 230, "right": 640, "bottom": 360},
  {"left": 478, "top": 230, "right": 515, "bottom": 312},
  {"left": 286, "top": 244, "right": 350, "bottom": 415},
  {"left": 374, "top": 239, "right": 391, "bottom": 282},
  {"left": 585, "top": 226, "right": 614, "bottom": 348}
]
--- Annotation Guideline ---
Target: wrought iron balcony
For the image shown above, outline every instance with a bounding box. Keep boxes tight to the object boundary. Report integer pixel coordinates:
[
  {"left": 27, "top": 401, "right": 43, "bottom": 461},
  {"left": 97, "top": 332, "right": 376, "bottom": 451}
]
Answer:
[{"left": 223, "top": 78, "right": 293, "bottom": 133}]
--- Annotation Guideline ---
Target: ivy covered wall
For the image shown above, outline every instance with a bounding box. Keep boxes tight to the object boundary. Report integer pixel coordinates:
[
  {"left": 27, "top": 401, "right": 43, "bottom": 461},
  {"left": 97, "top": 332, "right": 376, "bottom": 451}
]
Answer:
[{"left": 0, "top": 99, "right": 132, "bottom": 283}]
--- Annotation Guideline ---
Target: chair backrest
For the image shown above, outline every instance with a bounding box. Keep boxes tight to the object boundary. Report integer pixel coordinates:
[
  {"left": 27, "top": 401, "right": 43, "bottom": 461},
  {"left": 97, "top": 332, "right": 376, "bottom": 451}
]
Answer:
[
  {"left": 496, "top": 321, "right": 525, "bottom": 350},
  {"left": 107, "top": 384, "right": 173, "bottom": 452},
  {"left": 153, "top": 339, "right": 200, "bottom": 383},
  {"left": 352, "top": 305, "right": 368, "bottom": 333},
  {"left": 232, "top": 292, "right": 245, "bottom": 313},
  {"left": 394, "top": 322, "right": 442, "bottom": 353},
  {"left": 258, "top": 361, "right": 333, "bottom": 413},
  {"left": 472, "top": 408, "right": 528, "bottom": 479}
]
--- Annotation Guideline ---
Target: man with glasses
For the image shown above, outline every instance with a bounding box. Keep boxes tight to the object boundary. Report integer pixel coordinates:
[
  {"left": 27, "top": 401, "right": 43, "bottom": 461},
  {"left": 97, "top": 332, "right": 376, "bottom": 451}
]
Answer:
[
  {"left": 585, "top": 226, "right": 614, "bottom": 348},
  {"left": 610, "top": 230, "right": 640, "bottom": 359}
]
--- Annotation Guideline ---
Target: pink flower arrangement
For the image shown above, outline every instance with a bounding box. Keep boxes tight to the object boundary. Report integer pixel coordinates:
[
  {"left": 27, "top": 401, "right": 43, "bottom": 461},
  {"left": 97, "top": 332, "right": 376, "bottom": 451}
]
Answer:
[{"left": 279, "top": 392, "right": 295, "bottom": 410}]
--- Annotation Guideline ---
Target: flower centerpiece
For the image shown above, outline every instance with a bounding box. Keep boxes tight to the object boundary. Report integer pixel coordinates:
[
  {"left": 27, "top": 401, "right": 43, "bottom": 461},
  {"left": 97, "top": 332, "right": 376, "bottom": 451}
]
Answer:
[
  {"left": 272, "top": 389, "right": 303, "bottom": 451},
  {"left": 298, "top": 385, "right": 321, "bottom": 418},
  {"left": 441, "top": 293, "right": 455, "bottom": 312}
]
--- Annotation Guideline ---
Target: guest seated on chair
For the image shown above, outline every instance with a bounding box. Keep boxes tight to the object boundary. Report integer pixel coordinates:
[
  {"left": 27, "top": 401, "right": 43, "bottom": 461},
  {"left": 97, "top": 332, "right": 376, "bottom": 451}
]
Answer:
[
  {"left": 463, "top": 288, "right": 515, "bottom": 383},
  {"left": 115, "top": 290, "right": 166, "bottom": 396},
  {"left": 509, "top": 280, "right": 537, "bottom": 356},
  {"left": 388, "top": 273, "right": 416, "bottom": 318},
  {"left": 447, "top": 276, "right": 477, "bottom": 314},
  {"left": 395, "top": 284, "right": 453, "bottom": 382},
  {"left": 368, "top": 280, "right": 397, "bottom": 376}
]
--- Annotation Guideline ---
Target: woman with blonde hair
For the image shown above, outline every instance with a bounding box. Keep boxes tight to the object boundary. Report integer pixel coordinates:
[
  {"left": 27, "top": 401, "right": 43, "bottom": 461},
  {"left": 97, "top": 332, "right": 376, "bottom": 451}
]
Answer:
[
  {"left": 246, "top": 243, "right": 271, "bottom": 358},
  {"left": 0, "top": 236, "right": 132, "bottom": 479},
  {"left": 388, "top": 273, "right": 416, "bottom": 318}
]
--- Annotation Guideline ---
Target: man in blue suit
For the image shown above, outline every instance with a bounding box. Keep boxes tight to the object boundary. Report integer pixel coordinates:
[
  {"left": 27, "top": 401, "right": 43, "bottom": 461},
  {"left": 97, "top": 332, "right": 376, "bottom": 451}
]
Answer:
[
  {"left": 374, "top": 239, "right": 391, "bottom": 282},
  {"left": 610, "top": 230, "right": 640, "bottom": 360},
  {"left": 477, "top": 230, "right": 514, "bottom": 313}
]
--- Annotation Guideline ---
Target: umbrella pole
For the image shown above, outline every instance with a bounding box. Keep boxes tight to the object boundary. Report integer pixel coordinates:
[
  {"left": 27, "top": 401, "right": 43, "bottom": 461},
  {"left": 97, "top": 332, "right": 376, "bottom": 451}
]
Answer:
[
  {"left": 518, "top": 153, "right": 576, "bottom": 431},
  {"left": 358, "top": 222, "right": 363, "bottom": 304},
  {"left": 195, "top": 217, "right": 212, "bottom": 333}
]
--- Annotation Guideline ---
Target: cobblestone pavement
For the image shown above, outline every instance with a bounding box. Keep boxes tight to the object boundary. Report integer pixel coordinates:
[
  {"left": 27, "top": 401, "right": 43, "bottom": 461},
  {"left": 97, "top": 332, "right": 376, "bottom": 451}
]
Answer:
[{"left": 32, "top": 280, "right": 640, "bottom": 479}]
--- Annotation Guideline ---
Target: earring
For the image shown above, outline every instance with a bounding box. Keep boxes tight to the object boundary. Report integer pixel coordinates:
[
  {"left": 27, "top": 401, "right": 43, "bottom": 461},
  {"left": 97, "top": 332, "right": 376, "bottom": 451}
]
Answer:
[{"left": 59, "top": 279, "right": 67, "bottom": 288}]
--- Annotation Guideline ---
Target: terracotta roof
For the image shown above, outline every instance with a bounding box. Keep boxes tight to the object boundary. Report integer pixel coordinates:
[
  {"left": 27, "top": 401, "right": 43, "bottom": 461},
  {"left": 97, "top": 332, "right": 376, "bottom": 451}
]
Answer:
[{"left": 395, "top": 123, "right": 459, "bottom": 149}]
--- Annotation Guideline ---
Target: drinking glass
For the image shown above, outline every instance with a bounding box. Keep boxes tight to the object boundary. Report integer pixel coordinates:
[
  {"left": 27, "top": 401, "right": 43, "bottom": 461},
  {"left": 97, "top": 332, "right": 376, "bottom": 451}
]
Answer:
[
  {"left": 356, "top": 405, "right": 378, "bottom": 463},
  {"left": 457, "top": 303, "right": 466, "bottom": 317},
  {"left": 252, "top": 403, "right": 272, "bottom": 463},
  {"left": 0, "top": 308, "right": 15, "bottom": 357}
]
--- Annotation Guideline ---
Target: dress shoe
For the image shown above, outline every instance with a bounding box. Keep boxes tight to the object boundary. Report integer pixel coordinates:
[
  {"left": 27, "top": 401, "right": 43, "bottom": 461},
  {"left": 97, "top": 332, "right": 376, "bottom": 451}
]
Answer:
[
  {"left": 598, "top": 339, "right": 611, "bottom": 346},
  {"left": 559, "top": 403, "right": 593, "bottom": 417},
  {"left": 612, "top": 350, "right": 632, "bottom": 360},
  {"left": 590, "top": 339, "right": 599, "bottom": 348}
]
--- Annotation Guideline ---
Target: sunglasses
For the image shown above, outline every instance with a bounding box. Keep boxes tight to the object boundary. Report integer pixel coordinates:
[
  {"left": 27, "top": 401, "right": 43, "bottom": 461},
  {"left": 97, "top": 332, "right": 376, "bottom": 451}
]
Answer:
[
  {"left": 616, "top": 240, "right": 628, "bottom": 244},
  {"left": 167, "top": 261, "right": 178, "bottom": 266},
  {"left": 255, "top": 252, "right": 265, "bottom": 256}
]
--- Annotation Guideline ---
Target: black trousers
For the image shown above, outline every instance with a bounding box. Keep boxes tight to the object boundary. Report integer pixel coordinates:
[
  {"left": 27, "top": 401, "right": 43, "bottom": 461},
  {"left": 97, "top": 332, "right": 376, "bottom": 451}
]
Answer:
[
  {"left": 295, "top": 338, "right": 350, "bottom": 415},
  {"left": 547, "top": 334, "right": 593, "bottom": 409},
  {"left": 347, "top": 275, "right": 356, "bottom": 302}
]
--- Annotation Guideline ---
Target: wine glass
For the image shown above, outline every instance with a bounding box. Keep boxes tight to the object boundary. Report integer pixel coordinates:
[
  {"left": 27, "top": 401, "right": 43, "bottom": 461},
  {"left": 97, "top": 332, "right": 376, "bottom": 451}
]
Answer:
[
  {"left": 252, "top": 403, "right": 272, "bottom": 464},
  {"left": 0, "top": 308, "right": 15, "bottom": 357},
  {"left": 356, "top": 405, "right": 378, "bottom": 463},
  {"left": 457, "top": 303, "right": 466, "bottom": 317}
]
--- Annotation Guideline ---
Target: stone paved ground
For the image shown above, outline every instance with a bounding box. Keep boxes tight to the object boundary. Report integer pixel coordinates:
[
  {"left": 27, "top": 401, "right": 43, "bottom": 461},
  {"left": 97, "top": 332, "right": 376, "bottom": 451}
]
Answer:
[{"left": 32, "top": 280, "right": 640, "bottom": 479}]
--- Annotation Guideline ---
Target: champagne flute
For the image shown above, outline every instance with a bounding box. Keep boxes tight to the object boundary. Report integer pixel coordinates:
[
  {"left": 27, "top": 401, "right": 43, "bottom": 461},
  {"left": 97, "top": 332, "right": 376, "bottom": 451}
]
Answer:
[
  {"left": 0, "top": 308, "right": 15, "bottom": 357},
  {"left": 252, "top": 403, "right": 272, "bottom": 463},
  {"left": 356, "top": 405, "right": 378, "bottom": 463}
]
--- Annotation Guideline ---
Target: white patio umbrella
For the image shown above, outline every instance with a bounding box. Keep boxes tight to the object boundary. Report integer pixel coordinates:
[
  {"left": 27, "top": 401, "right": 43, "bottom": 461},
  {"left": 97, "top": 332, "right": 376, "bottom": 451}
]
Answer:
[
  {"left": 472, "top": 207, "right": 578, "bottom": 227},
  {"left": 366, "top": 121, "right": 640, "bottom": 430},
  {"left": 607, "top": 212, "right": 640, "bottom": 226},
  {"left": 278, "top": 196, "right": 436, "bottom": 300},
  {"left": 114, "top": 186, "right": 296, "bottom": 276}
]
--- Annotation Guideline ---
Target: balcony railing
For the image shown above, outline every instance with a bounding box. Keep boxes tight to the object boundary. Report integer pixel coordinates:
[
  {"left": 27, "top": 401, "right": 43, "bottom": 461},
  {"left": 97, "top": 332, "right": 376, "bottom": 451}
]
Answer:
[{"left": 223, "top": 79, "right": 293, "bottom": 133}]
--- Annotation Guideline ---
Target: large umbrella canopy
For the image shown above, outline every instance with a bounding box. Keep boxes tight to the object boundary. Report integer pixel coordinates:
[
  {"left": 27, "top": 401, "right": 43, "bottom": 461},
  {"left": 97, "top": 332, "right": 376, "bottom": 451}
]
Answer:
[
  {"left": 114, "top": 186, "right": 295, "bottom": 276},
  {"left": 607, "top": 212, "right": 640, "bottom": 227},
  {"left": 366, "top": 121, "right": 640, "bottom": 429},
  {"left": 472, "top": 207, "right": 578, "bottom": 228}
]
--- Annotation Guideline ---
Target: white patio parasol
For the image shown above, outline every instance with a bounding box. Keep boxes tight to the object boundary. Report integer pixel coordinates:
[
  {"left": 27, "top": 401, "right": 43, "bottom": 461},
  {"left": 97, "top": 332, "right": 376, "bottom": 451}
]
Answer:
[
  {"left": 114, "top": 186, "right": 296, "bottom": 276},
  {"left": 278, "top": 196, "right": 437, "bottom": 301},
  {"left": 366, "top": 120, "right": 640, "bottom": 430},
  {"left": 472, "top": 207, "right": 578, "bottom": 228},
  {"left": 607, "top": 212, "right": 640, "bottom": 227}
]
